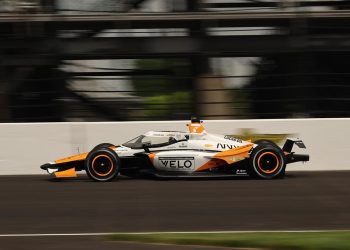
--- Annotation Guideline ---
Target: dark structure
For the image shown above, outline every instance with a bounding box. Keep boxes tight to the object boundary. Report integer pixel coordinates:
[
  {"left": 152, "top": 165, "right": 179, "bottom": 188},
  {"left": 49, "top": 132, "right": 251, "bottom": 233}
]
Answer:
[{"left": 1, "top": 0, "right": 350, "bottom": 121}]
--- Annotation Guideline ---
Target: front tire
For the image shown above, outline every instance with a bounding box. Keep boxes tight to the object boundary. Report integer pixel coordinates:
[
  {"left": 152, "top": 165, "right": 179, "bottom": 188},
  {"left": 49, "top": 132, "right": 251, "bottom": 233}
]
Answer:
[
  {"left": 248, "top": 145, "right": 286, "bottom": 179},
  {"left": 92, "top": 143, "right": 115, "bottom": 151},
  {"left": 85, "top": 148, "right": 120, "bottom": 182}
]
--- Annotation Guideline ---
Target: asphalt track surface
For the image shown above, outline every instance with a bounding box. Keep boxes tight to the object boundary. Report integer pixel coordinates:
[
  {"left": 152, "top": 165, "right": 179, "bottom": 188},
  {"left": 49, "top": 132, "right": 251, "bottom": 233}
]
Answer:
[{"left": 0, "top": 171, "right": 349, "bottom": 249}]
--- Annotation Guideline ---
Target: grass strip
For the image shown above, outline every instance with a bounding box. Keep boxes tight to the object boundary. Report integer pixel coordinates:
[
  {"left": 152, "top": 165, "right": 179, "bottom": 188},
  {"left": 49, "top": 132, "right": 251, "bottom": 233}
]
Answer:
[{"left": 108, "top": 231, "right": 350, "bottom": 250}]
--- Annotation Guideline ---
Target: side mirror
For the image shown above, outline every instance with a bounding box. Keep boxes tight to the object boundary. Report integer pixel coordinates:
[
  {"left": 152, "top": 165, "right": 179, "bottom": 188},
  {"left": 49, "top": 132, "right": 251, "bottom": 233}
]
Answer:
[{"left": 142, "top": 142, "right": 150, "bottom": 153}]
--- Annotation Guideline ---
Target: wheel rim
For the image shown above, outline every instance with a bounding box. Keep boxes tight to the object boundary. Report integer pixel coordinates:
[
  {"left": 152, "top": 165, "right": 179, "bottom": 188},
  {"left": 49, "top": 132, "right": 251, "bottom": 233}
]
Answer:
[
  {"left": 257, "top": 152, "right": 280, "bottom": 174},
  {"left": 91, "top": 154, "right": 114, "bottom": 177}
]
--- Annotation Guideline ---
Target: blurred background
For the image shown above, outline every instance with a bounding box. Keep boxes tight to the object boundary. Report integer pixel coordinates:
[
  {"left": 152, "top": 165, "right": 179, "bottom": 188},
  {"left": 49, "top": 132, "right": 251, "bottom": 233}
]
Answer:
[{"left": 0, "top": 0, "right": 350, "bottom": 122}]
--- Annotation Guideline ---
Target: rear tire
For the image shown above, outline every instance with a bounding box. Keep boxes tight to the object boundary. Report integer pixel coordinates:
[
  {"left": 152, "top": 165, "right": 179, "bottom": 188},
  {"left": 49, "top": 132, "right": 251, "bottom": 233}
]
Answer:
[
  {"left": 248, "top": 145, "right": 286, "bottom": 179},
  {"left": 254, "top": 139, "right": 279, "bottom": 149},
  {"left": 85, "top": 148, "right": 120, "bottom": 182}
]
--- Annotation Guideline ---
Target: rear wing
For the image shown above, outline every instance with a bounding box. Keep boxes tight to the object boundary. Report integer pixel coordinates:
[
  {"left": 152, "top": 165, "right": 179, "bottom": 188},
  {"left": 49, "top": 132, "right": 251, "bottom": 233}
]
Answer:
[
  {"left": 283, "top": 138, "right": 309, "bottom": 163},
  {"left": 282, "top": 138, "right": 306, "bottom": 153}
]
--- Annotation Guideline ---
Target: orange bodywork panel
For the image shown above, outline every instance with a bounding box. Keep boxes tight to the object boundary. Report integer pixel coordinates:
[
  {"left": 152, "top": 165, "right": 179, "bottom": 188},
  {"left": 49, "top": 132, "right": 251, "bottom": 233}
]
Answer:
[
  {"left": 196, "top": 144, "right": 254, "bottom": 172},
  {"left": 196, "top": 159, "right": 227, "bottom": 172},
  {"left": 213, "top": 144, "right": 254, "bottom": 165},
  {"left": 54, "top": 152, "right": 88, "bottom": 164},
  {"left": 54, "top": 168, "right": 77, "bottom": 178},
  {"left": 54, "top": 145, "right": 118, "bottom": 164}
]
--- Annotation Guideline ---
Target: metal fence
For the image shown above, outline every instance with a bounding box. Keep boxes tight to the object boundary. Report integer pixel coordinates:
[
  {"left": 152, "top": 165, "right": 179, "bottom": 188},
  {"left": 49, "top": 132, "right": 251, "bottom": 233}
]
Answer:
[
  {"left": 1, "top": 0, "right": 350, "bottom": 122},
  {"left": 2, "top": 58, "right": 349, "bottom": 122}
]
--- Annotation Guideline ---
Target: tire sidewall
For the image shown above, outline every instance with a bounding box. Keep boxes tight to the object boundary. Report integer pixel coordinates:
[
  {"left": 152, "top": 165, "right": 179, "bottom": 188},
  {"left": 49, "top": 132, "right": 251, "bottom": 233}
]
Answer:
[
  {"left": 249, "top": 146, "right": 286, "bottom": 179},
  {"left": 85, "top": 148, "right": 120, "bottom": 182}
]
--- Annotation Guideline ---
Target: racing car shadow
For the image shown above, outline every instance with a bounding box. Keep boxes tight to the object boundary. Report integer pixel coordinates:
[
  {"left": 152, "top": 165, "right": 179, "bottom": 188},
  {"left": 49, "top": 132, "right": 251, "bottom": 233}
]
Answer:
[
  {"left": 44, "top": 174, "right": 302, "bottom": 182},
  {"left": 45, "top": 175, "right": 254, "bottom": 182}
]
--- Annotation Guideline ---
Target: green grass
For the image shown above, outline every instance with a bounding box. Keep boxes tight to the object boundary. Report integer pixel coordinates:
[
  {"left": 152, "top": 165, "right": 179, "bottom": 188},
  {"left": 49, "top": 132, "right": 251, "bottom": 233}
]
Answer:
[{"left": 108, "top": 231, "right": 350, "bottom": 250}]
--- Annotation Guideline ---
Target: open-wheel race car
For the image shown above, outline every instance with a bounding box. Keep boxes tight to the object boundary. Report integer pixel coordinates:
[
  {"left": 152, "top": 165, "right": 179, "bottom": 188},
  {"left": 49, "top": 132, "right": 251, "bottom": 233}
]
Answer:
[{"left": 41, "top": 117, "right": 309, "bottom": 181}]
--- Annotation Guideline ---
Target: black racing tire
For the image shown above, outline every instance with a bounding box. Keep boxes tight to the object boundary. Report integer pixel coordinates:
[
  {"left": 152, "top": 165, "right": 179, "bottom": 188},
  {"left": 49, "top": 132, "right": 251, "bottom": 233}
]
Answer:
[
  {"left": 92, "top": 143, "right": 115, "bottom": 151},
  {"left": 85, "top": 147, "right": 120, "bottom": 182},
  {"left": 248, "top": 145, "right": 286, "bottom": 179},
  {"left": 253, "top": 140, "right": 285, "bottom": 178},
  {"left": 254, "top": 139, "right": 279, "bottom": 149}
]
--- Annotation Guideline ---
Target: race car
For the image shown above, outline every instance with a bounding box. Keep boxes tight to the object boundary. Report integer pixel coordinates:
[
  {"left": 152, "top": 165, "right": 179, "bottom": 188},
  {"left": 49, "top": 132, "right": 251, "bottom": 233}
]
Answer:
[{"left": 40, "top": 117, "right": 309, "bottom": 181}]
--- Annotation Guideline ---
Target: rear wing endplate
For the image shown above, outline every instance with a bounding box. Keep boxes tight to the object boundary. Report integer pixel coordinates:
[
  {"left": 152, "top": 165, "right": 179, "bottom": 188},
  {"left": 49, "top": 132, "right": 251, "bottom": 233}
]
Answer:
[{"left": 282, "top": 138, "right": 306, "bottom": 153}]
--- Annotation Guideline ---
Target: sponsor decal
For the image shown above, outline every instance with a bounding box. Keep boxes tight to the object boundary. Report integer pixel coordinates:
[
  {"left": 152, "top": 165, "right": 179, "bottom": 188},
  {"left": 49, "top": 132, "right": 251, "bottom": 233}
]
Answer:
[
  {"left": 159, "top": 157, "right": 194, "bottom": 169},
  {"left": 152, "top": 133, "right": 176, "bottom": 137},
  {"left": 216, "top": 143, "right": 238, "bottom": 150},
  {"left": 224, "top": 135, "right": 243, "bottom": 144},
  {"left": 205, "top": 144, "right": 213, "bottom": 148},
  {"left": 236, "top": 169, "right": 247, "bottom": 175}
]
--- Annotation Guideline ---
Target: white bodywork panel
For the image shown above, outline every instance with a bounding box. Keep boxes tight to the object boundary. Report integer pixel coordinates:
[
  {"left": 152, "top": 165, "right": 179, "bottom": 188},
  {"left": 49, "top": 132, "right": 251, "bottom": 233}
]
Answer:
[
  {"left": 114, "top": 130, "right": 255, "bottom": 173},
  {"left": 153, "top": 151, "right": 212, "bottom": 172}
]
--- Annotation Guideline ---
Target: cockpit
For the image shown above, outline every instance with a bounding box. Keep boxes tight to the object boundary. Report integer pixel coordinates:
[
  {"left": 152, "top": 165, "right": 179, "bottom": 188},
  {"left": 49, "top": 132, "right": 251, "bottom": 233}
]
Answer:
[{"left": 122, "top": 131, "right": 188, "bottom": 149}]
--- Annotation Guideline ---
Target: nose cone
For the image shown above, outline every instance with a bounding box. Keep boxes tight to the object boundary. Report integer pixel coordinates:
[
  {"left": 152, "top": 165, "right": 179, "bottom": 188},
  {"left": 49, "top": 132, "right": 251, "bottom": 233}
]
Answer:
[{"left": 40, "top": 163, "right": 51, "bottom": 170}]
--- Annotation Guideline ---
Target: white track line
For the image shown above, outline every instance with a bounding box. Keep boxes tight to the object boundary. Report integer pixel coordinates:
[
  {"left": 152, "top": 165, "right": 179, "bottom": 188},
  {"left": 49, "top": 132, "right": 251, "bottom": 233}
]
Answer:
[{"left": 0, "top": 230, "right": 349, "bottom": 237}]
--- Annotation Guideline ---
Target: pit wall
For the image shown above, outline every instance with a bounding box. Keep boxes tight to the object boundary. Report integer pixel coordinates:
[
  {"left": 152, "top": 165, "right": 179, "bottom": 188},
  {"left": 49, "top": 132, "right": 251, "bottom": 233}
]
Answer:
[{"left": 0, "top": 118, "right": 348, "bottom": 175}]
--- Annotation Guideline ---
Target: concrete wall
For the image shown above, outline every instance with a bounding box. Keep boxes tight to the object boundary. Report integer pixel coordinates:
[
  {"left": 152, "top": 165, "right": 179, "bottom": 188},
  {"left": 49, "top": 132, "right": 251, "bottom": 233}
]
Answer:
[{"left": 0, "top": 118, "right": 349, "bottom": 175}]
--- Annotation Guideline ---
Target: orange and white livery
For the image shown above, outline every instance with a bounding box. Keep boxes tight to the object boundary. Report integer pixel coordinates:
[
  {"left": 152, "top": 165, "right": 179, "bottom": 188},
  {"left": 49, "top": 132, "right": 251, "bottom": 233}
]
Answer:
[{"left": 41, "top": 117, "right": 309, "bottom": 181}]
